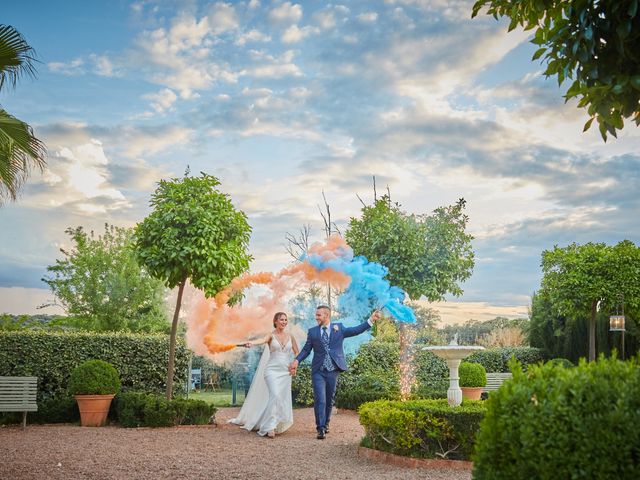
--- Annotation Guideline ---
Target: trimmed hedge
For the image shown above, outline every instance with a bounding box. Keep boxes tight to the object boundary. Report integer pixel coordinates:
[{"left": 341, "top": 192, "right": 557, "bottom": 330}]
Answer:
[
  {"left": 466, "top": 346, "right": 545, "bottom": 372},
  {"left": 113, "top": 392, "right": 216, "bottom": 427},
  {"left": 359, "top": 398, "right": 486, "bottom": 460},
  {"left": 292, "top": 340, "right": 545, "bottom": 409},
  {"left": 473, "top": 356, "right": 640, "bottom": 479},
  {"left": 0, "top": 331, "right": 189, "bottom": 399}
]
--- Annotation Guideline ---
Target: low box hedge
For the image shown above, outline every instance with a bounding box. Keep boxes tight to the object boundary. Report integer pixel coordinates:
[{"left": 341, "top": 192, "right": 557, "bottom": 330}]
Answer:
[{"left": 359, "top": 398, "right": 486, "bottom": 460}]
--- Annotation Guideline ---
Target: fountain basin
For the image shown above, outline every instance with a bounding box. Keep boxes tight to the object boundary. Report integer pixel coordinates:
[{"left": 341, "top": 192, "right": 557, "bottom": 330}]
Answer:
[{"left": 423, "top": 345, "right": 485, "bottom": 407}]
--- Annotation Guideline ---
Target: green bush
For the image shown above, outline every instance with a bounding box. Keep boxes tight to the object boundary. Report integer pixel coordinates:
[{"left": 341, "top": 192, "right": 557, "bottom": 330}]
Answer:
[
  {"left": 143, "top": 396, "right": 175, "bottom": 427},
  {"left": 113, "top": 392, "right": 149, "bottom": 427},
  {"left": 0, "top": 331, "right": 189, "bottom": 399},
  {"left": 359, "top": 398, "right": 486, "bottom": 460},
  {"left": 291, "top": 364, "right": 314, "bottom": 407},
  {"left": 459, "top": 362, "right": 486, "bottom": 388},
  {"left": 466, "top": 347, "right": 545, "bottom": 372},
  {"left": 473, "top": 356, "right": 640, "bottom": 479},
  {"left": 68, "top": 360, "right": 121, "bottom": 395},
  {"left": 546, "top": 357, "right": 574, "bottom": 368},
  {"left": 112, "top": 392, "right": 216, "bottom": 427},
  {"left": 335, "top": 371, "right": 399, "bottom": 410}
]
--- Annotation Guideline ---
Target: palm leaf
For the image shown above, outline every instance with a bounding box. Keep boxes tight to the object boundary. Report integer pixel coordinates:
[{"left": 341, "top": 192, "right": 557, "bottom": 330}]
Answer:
[
  {"left": 0, "top": 109, "right": 46, "bottom": 203},
  {"left": 0, "top": 24, "right": 38, "bottom": 91}
]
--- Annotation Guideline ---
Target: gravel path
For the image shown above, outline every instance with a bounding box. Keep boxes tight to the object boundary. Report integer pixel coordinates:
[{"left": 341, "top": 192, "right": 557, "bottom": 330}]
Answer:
[{"left": 1, "top": 407, "right": 472, "bottom": 480}]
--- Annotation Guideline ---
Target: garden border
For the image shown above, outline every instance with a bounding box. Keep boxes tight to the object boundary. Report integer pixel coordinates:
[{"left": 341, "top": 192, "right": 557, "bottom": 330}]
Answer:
[{"left": 357, "top": 446, "right": 473, "bottom": 471}]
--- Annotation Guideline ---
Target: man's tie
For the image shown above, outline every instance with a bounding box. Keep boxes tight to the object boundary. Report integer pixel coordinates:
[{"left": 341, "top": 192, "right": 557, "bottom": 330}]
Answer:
[
  {"left": 321, "top": 326, "right": 335, "bottom": 371},
  {"left": 322, "top": 326, "right": 329, "bottom": 343}
]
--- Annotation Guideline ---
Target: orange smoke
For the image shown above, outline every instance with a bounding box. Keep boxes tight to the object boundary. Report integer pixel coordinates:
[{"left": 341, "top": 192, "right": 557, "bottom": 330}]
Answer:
[{"left": 186, "top": 235, "right": 353, "bottom": 359}]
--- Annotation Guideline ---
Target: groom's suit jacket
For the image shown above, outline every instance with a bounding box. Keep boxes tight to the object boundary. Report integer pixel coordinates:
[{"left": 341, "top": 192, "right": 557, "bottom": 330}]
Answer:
[{"left": 296, "top": 322, "right": 371, "bottom": 373}]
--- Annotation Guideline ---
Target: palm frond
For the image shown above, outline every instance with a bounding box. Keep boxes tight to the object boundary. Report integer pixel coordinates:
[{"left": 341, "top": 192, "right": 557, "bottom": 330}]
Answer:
[
  {"left": 0, "top": 108, "right": 46, "bottom": 203},
  {"left": 0, "top": 24, "right": 38, "bottom": 91}
]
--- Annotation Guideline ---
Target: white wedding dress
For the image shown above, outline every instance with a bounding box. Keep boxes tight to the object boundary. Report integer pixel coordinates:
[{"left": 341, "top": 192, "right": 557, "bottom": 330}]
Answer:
[{"left": 229, "top": 335, "right": 294, "bottom": 436}]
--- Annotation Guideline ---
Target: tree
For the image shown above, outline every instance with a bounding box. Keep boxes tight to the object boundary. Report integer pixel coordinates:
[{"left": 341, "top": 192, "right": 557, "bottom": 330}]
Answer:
[
  {"left": 0, "top": 24, "right": 46, "bottom": 203},
  {"left": 135, "top": 172, "right": 252, "bottom": 399},
  {"left": 539, "top": 240, "right": 640, "bottom": 361},
  {"left": 42, "top": 224, "right": 169, "bottom": 332},
  {"left": 472, "top": 0, "right": 640, "bottom": 141},
  {"left": 345, "top": 196, "right": 474, "bottom": 301}
]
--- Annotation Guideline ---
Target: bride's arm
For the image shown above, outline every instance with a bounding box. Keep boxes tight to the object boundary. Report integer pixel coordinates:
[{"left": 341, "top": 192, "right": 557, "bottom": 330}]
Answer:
[
  {"left": 291, "top": 336, "right": 299, "bottom": 356},
  {"left": 244, "top": 334, "right": 272, "bottom": 348}
]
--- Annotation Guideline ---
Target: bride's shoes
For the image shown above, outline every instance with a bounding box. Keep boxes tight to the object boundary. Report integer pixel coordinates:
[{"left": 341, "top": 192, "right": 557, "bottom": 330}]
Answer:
[{"left": 266, "top": 431, "right": 275, "bottom": 438}]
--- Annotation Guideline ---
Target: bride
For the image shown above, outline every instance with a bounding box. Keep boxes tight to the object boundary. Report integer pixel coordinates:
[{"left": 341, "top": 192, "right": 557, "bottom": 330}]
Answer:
[{"left": 229, "top": 312, "right": 299, "bottom": 438}]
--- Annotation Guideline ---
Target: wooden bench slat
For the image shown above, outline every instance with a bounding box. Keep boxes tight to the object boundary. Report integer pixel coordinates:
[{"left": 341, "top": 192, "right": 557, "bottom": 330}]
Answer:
[{"left": 483, "top": 372, "right": 513, "bottom": 392}]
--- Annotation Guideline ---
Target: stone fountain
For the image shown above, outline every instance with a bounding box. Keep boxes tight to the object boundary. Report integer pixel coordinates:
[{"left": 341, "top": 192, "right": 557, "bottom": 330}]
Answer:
[{"left": 423, "top": 334, "right": 485, "bottom": 407}]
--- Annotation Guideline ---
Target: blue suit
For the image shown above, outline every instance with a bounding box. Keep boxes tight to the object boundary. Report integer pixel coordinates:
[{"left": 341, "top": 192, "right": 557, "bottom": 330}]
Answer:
[{"left": 296, "top": 321, "right": 371, "bottom": 432}]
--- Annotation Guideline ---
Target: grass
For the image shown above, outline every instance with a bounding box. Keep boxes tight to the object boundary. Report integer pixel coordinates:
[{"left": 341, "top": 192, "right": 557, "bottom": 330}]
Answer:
[{"left": 187, "top": 389, "right": 246, "bottom": 407}]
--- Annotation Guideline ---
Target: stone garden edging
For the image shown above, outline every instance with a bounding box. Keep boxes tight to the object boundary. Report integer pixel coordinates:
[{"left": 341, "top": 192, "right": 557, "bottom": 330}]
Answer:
[{"left": 357, "top": 446, "right": 473, "bottom": 471}]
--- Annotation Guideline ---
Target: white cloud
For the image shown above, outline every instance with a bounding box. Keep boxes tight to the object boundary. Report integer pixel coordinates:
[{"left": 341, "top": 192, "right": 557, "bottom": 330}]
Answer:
[
  {"left": 47, "top": 58, "right": 84, "bottom": 75},
  {"left": 235, "top": 29, "right": 271, "bottom": 46},
  {"left": 268, "top": 2, "right": 303, "bottom": 24},
  {"left": 143, "top": 88, "right": 178, "bottom": 113},
  {"left": 281, "top": 24, "right": 318, "bottom": 44},
  {"left": 357, "top": 12, "right": 378, "bottom": 23},
  {"left": 206, "top": 2, "right": 239, "bottom": 35},
  {"left": 89, "top": 54, "right": 120, "bottom": 77}
]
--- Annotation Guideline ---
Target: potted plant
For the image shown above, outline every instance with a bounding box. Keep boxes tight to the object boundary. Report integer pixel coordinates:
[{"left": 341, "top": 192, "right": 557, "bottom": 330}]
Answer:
[
  {"left": 459, "top": 361, "right": 486, "bottom": 400},
  {"left": 69, "top": 359, "right": 121, "bottom": 426}
]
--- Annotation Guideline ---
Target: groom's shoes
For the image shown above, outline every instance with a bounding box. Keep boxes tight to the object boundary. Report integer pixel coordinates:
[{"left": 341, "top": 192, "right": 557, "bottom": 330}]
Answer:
[
  {"left": 325, "top": 424, "right": 330, "bottom": 434},
  {"left": 316, "top": 428, "right": 326, "bottom": 440}
]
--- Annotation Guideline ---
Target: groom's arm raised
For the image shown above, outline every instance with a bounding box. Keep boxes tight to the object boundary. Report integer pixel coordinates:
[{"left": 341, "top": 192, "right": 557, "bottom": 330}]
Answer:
[{"left": 342, "top": 310, "right": 381, "bottom": 338}]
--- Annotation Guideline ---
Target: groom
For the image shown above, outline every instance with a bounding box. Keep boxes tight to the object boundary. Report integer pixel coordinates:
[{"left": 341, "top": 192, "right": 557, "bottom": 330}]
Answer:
[{"left": 290, "top": 305, "right": 380, "bottom": 439}]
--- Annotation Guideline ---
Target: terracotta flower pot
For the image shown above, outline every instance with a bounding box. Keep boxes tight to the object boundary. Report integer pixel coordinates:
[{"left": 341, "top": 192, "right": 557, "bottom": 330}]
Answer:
[
  {"left": 461, "top": 387, "right": 483, "bottom": 401},
  {"left": 75, "top": 394, "right": 115, "bottom": 427}
]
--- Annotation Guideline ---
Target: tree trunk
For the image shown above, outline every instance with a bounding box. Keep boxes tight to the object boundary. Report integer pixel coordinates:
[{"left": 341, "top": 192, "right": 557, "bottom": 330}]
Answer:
[
  {"left": 588, "top": 299, "right": 597, "bottom": 362},
  {"left": 166, "top": 280, "right": 186, "bottom": 400}
]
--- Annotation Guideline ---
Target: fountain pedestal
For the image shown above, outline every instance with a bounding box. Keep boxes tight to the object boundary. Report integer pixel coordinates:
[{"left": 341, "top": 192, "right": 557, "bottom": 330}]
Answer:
[{"left": 423, "top": 341, "right": 485, "bottom": 407}]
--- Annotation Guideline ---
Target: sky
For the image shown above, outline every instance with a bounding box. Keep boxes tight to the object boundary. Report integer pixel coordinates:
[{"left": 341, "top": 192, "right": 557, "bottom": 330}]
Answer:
[{"left": 1, "top": 0, "right": 639, "bottom": 325}]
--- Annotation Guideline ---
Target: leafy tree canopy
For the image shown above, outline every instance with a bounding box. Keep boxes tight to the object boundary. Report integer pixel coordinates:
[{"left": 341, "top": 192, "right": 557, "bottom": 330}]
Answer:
[
  {"left": 539, "top": 240, "right": 640, "bottom": 360},
  {"left": 472, "top": 0, "right": 640, "bottom": 141},
  {"left": 135, "top": 172, "right": 252, "bottom": 295},
  {"left": 42, "top": 224, "right": 169, "bottom": 333},
  {"left": 345, "top": 196, "right": 474, "bottom": 301}
]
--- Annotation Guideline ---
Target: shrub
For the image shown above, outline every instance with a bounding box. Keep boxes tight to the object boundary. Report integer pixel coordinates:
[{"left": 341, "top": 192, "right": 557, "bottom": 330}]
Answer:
[
  {"left": 143, "top": 396, "right": 175, "bottom": 427},
  {"left": 291, "top": 364, "right": 314, "bottom": 407},
  {"left": 68, "top": 360, "right": 121, "bottom": 395},
  {"left": 466, "top": 347, "right": 545, "bottom": 372},
  {"left": 459, "top": 362, "right": 486, "bottom": 388},
  {"left": 546, "top": 357, "right": 574, "bottom": 368},
  {"left": 473, "top": 356, "right": 640, "bottom": 479},
  {"left": 171, "top": 398, "right": 215, "bottom": 425},
  {"left": 335, "top": 371, "right": 399, "bottom": 410},
  {"left": 0, "top": 331, "right": 189, "bottom": 399},
  {"left": 113, "top": 392, "right": 216, "bottom": 427},
  {"left": 359, "top": 398, "right": 486, "bottom": 460}
]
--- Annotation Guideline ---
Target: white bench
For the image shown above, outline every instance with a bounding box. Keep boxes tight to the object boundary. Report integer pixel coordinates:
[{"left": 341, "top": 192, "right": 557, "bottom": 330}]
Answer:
[
  {"left": 0, "top": 376, "right": 38, "bottom": 429},
  {"left": 483, "top": 372, "right": 513, "bottom": 393}
]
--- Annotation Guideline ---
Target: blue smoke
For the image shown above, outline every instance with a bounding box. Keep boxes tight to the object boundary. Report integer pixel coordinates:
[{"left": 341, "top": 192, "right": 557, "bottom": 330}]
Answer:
[{"left": 304, "top": 251, "right": 416, "bottom": 324}]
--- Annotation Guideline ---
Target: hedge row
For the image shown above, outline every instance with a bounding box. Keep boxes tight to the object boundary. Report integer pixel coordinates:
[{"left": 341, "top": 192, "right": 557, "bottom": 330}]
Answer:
[
  {"left": 292, "top": 340, "right": 545, "bottom": 409},
  {"left": 473, "top": 356, "right": 640, "bottom": 479},
  {"left": 359, "top": 399, "right": 486, "bottom": 460},
  {"left": 0, "top": 331, "right": 189, "bottom": 399},
  {"left": 113, "top": 392, "right": 215, "bottom": 427}
]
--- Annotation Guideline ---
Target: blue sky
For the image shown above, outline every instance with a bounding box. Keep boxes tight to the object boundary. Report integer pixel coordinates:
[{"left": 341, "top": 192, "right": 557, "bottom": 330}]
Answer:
[{"left": 1, "top": 0, "right": 639, "bottom": 323}]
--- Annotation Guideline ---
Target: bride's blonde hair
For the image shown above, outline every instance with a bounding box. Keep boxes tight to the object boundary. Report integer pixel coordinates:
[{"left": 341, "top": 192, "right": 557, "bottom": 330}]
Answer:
[{"left": 273, "top": 312, "right": 287, "bottom": 327}]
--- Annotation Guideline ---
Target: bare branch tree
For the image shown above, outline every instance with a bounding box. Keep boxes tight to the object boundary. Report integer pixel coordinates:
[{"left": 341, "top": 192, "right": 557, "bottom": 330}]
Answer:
[{"left": 284, "top": 224, "right": 312, "bottom": 261}]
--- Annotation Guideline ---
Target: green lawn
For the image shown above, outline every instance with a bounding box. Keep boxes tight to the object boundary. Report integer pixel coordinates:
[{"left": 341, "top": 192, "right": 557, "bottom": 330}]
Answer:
[{"left": 187, "top": 389, "right": 246, "bottom": 407}]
